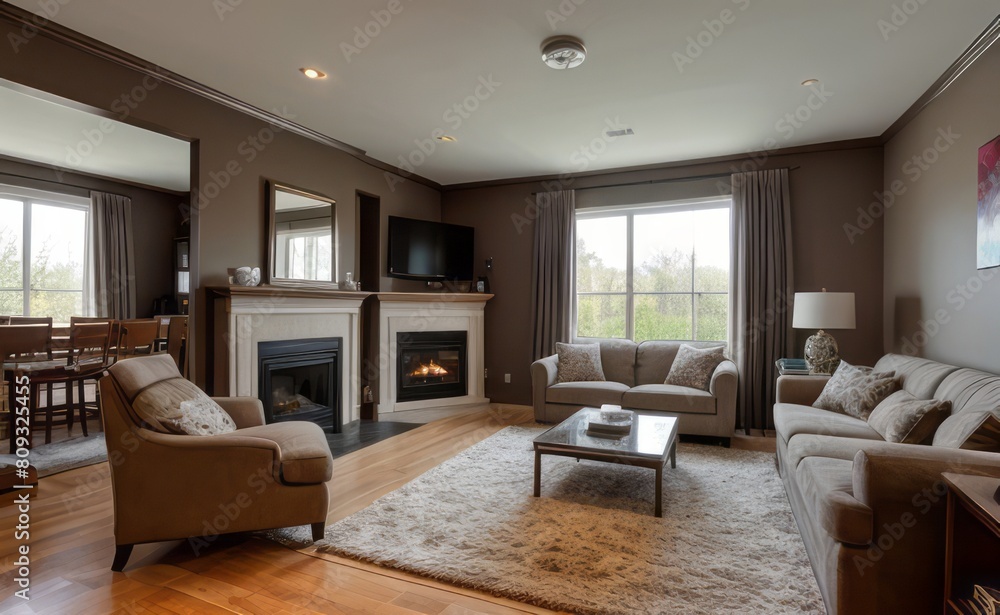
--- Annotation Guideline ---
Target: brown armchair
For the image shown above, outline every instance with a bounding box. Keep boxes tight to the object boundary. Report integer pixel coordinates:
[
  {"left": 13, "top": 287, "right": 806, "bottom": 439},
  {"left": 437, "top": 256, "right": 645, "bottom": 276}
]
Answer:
[{"left": 99, "top": 354, "right": 332, "bottom": 571}]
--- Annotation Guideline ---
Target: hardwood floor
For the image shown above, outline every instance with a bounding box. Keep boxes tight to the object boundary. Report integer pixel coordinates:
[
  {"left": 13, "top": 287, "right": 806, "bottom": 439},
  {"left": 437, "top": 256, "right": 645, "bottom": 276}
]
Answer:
[
  {"left": 0, "top": 404, "right": 776, "bottom": 614},
  {"left": 0, "top": 405, "right": 556, "bottom": 614}
]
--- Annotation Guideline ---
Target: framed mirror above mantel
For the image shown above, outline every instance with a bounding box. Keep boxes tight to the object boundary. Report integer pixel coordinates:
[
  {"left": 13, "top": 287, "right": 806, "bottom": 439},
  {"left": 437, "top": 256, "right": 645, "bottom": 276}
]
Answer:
[{"left": 265, "top": 179, "right": 338, "bottom": 288}]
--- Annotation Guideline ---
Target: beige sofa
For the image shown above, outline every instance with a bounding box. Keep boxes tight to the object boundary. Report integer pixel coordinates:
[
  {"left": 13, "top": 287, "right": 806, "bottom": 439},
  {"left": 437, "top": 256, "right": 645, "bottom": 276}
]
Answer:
[
  {"left": 775, "top": 353, "right": 1000, "bottom": 614},
  {"left": 531, "top": 339, "right": 738, "bottom": 444}
]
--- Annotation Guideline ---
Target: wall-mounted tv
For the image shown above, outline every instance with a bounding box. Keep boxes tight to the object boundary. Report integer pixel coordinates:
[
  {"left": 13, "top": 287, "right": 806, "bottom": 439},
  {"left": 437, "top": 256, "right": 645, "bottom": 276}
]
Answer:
[{"left": 388, "top": 216, "right": 474, "bottom": 281}]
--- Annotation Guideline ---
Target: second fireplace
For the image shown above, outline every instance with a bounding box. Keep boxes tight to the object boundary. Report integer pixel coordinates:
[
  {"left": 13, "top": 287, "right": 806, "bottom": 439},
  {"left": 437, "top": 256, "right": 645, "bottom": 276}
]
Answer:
[{"left": 396, "top": 330, "right": 467, "bottom": 403}]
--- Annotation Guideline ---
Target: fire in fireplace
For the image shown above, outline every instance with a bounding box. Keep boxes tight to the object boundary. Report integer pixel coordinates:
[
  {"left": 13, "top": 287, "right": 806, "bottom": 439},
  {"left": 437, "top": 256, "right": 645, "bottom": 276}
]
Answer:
[
  {"left": 258, "top": 337, "right": 342, "bottom": 433},
  {"left": 396, "top": 331, "right": 467, "bottom": 403}
]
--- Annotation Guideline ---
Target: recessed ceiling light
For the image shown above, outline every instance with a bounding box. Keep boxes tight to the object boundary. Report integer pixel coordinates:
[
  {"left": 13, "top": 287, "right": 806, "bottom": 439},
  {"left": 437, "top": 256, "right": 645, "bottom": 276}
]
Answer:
[
  {"left": 300, "top": 67, "right": 327, "bottom": 79},
  {"left": 801, "top": 78, "right": 820, "bottom": 86},
  {"left": 436, "top": 135, "right": 457, "bottom": 142},
  {"left": 541, "top": 36, "right": 587, "bottom": 70}
]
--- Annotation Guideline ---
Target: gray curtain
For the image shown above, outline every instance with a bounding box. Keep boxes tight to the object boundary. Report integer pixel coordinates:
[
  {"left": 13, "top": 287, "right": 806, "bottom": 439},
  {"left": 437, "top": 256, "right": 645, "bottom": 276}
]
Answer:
[
  {"left": 91, "top": 191, "right": 137, "bottom": 319},
  {"left": 730, "top": 169, "right": 795, "bottom": 432},
  {"left": 531, "top": 190, "right": 576, "bottom": 360}
]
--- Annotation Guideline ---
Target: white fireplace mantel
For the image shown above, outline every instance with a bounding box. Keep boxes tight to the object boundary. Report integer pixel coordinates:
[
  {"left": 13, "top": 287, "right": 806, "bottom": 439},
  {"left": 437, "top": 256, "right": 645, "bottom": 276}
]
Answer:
[
  {"left": 376, "top": 293, "right": 492, "bottom": 414},
  {"left": 210, "top": 286, "right": 367, "bottom": 426}
]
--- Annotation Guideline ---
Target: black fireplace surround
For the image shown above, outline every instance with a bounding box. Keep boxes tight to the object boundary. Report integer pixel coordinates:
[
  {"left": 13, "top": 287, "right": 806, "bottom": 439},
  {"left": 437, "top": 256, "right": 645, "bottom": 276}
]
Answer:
[
  {"left": 258, "top": 337, "right": 342, "bottom": 433},
  {"left": 396, "top": 330, "right": 467, "bottom": 403}
]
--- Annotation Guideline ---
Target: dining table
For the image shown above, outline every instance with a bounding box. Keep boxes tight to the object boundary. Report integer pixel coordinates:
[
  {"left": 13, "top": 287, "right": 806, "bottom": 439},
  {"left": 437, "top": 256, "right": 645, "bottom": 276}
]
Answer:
[{"left": 3, "top": 356, "right": 105, "bottom": 453}]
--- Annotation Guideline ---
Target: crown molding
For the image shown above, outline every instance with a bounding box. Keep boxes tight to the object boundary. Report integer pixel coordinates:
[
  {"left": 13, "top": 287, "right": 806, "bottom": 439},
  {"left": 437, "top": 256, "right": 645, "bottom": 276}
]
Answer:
[
  {"left": 881, "top": 15, "right": 1000, "bottom": 142},
  {"left": 442, "top": 137, "right": 882, "bottom": 192}
]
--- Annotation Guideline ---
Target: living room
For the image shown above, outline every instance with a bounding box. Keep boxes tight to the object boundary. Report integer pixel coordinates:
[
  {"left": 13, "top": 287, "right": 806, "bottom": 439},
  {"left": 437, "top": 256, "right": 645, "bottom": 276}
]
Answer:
[{"left": 1, "top": 2, "right": 999, "bottom": 614}]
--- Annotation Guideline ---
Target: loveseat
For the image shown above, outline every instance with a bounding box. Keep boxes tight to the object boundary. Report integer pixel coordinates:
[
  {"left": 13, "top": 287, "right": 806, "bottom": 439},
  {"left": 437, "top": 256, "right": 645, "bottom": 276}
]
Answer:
[
  {"left": 775, "top": 353, "right": 1000, "bottom": 614},
  {"left": 531, "top": 339, "right": 738, "bottom": 444}
]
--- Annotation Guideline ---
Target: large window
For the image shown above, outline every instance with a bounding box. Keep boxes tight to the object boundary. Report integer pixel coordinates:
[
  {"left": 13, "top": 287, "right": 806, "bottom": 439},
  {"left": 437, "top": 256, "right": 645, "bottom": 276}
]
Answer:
[
  {"left": 0, "top": 187, "right": 91, "bottom": 322},
  {"left": 576, "top": 198, "right": 731, "bottom": 343}
]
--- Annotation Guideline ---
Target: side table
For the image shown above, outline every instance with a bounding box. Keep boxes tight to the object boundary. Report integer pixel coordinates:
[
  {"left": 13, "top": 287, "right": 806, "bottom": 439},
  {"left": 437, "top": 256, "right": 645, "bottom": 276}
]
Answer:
[{"left": 942, "top": 472, "right": 1000, "bottom": 613}]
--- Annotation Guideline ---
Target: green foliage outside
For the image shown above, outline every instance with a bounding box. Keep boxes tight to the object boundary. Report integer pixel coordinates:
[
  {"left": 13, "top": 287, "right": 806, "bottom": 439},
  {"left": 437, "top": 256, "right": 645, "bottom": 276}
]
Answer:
[
  {"left": 0, "top": 228, "right": 83, "bottom": 322},
  {"left": 576, "top": 238, "right": 729, "bottom": 342}
]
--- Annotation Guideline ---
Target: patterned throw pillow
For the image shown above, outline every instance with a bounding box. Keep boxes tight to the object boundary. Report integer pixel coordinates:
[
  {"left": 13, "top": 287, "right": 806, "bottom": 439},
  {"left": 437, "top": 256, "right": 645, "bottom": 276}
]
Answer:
[
  {"left": 814, "top": 361, "right": 898, "bottom": 420},
  {"left": 867, "top": 390, "right": 951, "bottom": 444},
  {"left": 933, "top": 411, "right": 1000, "bottom": 451},
  {"left": 555, "top": 342, "right": 606, "bottom": 383},
  {"left": 132, "top": 377, "right": 238, "bottom": 436},
  {"left": 664, "top": 344, "right": 726, "bottom": 391}
]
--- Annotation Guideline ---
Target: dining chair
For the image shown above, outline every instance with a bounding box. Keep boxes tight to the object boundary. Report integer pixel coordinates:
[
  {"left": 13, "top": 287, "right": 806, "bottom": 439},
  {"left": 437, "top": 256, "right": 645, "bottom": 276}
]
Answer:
[
  {"left": 165, "top": 315, "right": 188, "bottom": 378},
  {"left": 70, "top": 316, "right": 119, "bottom": 360},
  {"left": 65, "top": 321, "right": 114, "bottom": 436},
  {"left": 117, "top": 319, "right": 160, "bottom": 360},
  {"left": 7, "top": 317, "right": 53, "bottom": 361},
  {"left": 7, "top": 316, "right": 55, "bottom": 405},
  {"left": 0, "top": 324, "right": 55, "bottom": 452}
]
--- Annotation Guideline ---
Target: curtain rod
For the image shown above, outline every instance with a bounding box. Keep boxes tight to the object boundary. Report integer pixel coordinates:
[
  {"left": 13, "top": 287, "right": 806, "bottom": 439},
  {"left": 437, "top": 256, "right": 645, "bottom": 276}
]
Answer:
[
  {"left": 0, "top": 171, "right": 92, "bottom": 195},
  {"left": 530, "top": 165, "right": 800, "bottom": 195}
]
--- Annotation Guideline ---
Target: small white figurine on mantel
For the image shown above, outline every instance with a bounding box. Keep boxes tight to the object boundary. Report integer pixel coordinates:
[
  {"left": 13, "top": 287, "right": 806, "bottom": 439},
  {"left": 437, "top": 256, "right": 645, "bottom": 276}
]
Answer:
[{"left": 234, "top": 266, "right": 261, "bottom": 286}]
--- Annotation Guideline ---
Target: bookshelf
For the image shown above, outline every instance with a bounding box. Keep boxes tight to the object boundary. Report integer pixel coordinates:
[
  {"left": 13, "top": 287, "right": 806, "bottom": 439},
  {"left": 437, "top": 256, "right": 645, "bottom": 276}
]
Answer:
[{"left": 943, "top": 473, "right": 1000, "bottom": 613}]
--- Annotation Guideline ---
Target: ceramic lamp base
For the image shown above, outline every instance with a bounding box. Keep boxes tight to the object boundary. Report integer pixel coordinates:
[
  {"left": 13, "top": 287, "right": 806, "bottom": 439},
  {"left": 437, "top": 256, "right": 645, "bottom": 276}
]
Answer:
[{"left": 804, "top": 329, "right": 841, "bottom": 375}]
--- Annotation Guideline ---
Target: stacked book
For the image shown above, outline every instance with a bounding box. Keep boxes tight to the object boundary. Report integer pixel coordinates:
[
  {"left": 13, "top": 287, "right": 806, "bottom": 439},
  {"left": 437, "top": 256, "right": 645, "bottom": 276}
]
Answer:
[
  {"left": 586, "top": 406, "right": 634, "bottom": 438},
  {"left": 949, "top": 585, "right": 1000, "bottom": 614},
  {"left": 776, "top": 358, "right": 810, "bottom": 375}
]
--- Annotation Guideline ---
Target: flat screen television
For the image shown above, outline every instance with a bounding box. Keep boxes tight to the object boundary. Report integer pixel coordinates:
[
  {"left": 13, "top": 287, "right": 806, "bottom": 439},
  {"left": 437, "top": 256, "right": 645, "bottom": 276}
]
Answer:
[{"left": 388, "top": 216, "right": 474, "bottom": 281}]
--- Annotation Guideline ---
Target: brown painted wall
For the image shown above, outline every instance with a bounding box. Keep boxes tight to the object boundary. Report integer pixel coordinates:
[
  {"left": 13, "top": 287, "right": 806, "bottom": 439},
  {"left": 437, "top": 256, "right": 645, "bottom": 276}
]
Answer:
[
  {"left": 883, "top": 41, "right": 1000, "bottom": 372},
  {"left": 0, "top": 19, "right": 440, "bottom": 386},
  {"left": 0, "top": 156, "right": 180, "bottom": 318},
  {"left": 442, "top": 145, "right": 885, "bottom": 405}
]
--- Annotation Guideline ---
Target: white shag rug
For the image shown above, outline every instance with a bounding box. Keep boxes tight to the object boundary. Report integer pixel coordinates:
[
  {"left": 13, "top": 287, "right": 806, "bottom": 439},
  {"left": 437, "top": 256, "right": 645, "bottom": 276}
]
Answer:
[
  {"left": 0, "top": 434, "right": 107, "bottom": 477},
  {"left": 276, "top": 426, "right": 825, "bottom": 615}
]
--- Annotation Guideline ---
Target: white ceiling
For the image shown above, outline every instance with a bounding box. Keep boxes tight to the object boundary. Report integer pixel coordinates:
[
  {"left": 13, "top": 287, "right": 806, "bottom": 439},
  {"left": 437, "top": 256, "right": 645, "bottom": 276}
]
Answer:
[
  {"left": 0, "top": 83, "right": 190, "bottom": 191},
  {"left": 7, "top": 1, "right": 999, "bottom": 186}
]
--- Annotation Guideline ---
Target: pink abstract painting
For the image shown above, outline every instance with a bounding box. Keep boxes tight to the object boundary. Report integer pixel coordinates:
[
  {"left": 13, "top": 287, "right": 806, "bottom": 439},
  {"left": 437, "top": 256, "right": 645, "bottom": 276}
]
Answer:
[{"left": 978, "top": 135, "right": 1000, "bottom": 269}]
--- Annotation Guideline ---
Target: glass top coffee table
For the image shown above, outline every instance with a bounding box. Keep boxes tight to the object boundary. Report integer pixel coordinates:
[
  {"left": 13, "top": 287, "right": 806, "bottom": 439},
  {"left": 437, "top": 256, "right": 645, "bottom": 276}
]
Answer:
[{"left": 532, "top": 407, "right": 679, "bottom": 517}]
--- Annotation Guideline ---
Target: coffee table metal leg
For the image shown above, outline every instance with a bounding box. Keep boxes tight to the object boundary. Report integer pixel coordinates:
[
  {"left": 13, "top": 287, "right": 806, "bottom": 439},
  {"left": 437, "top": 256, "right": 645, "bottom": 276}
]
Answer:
[
  {"left": 533, "top": 449, "right": 541, "bottom": 497},
  {"left": 670, "top": 440, "right": 676, "bottom": 469},
  {"left": 655, "top": 464, "right": 663, "bottom": 517}
]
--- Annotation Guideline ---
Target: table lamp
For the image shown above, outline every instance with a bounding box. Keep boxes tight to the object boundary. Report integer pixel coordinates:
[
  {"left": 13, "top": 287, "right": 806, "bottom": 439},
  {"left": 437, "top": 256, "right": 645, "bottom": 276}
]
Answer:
[{"left": 792, "top": 290, "right": 856, "bottom": 374}]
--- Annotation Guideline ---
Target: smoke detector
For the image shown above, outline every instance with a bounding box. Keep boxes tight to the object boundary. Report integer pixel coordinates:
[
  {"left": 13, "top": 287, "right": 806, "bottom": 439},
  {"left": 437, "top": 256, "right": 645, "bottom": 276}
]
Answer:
[{"left": 541, "top": 36, "right": 587, "bottom": 70}]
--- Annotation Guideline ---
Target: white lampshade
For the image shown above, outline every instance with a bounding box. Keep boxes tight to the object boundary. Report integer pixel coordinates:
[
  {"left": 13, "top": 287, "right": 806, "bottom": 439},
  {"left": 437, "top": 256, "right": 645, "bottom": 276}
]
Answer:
[{"left": 792, "top": 292, "right": 856, "bottom": 330}]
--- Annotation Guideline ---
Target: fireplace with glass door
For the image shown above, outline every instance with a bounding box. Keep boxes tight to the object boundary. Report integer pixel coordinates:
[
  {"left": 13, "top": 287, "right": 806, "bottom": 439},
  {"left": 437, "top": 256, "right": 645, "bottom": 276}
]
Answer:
[
  {"left": 396, "top": 331, "right": 467, "bottom": 403},
  {"left": 258, "top": 337, "right": 341, "bottom": 433}
]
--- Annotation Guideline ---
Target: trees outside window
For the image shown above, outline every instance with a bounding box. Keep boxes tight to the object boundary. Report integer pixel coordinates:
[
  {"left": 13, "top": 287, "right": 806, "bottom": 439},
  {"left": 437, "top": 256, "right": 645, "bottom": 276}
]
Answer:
[
  {"left": 1, "top": 189, "right": 90, "bottom": 322},
  {"left": 576, "top": 199, "right": 730, "bottom": 343}
]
